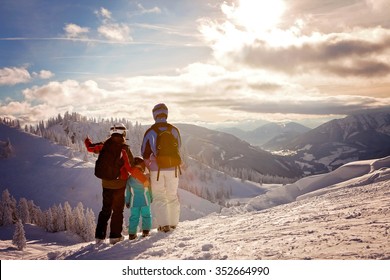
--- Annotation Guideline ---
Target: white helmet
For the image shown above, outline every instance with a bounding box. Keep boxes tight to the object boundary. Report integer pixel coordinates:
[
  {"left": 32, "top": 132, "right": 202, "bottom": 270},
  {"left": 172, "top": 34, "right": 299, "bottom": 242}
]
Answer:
[{"left": 110, "top": 123, "right": 126, "bottom": 136}]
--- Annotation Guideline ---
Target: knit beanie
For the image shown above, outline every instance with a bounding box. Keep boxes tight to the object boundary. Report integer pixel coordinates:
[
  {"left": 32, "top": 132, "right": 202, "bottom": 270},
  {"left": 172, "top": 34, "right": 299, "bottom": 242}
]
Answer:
[{"left": 152, "top": 103, "right": 168, "bottom": 120}]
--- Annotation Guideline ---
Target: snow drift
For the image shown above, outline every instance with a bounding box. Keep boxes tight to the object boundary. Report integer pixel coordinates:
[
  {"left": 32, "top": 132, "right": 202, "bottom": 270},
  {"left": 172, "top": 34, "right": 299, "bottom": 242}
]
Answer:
[{"left": 243, "top": 156, "right": 390, "bottom": 212}]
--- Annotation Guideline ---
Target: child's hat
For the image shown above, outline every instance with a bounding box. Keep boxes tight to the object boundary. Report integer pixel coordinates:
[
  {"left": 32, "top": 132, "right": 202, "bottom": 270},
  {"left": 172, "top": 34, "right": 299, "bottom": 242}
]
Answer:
[{"left": 133, "top": 156, "right": 145, "bottom": 170}]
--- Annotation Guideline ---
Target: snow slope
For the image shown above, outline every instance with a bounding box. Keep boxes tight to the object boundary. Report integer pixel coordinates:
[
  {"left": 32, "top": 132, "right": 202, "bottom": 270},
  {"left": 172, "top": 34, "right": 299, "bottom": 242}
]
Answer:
[{"left": 1, "top": 155, "right": 389, "bottom": 260}]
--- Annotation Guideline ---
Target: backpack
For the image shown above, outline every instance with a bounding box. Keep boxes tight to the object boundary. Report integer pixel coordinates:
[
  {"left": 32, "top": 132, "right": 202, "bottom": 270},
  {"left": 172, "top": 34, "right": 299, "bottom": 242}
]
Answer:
[
  {"left": 94, "top": 138, "right": 125, "bottom": 180},
  {"left": 152, "top": 123, "right": 182, "bottom": 170}
]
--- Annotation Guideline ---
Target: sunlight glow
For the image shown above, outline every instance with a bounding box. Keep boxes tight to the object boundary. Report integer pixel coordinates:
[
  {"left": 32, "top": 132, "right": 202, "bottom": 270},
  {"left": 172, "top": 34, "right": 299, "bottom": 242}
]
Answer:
[{"left": 222, "top": 0, "right": 286, "bottom": 32}]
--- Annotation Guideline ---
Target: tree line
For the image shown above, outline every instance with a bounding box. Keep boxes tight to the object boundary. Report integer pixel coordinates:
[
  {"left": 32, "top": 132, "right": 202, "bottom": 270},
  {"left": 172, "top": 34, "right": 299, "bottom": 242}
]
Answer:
[{"left": 0, "top": 189, "right": 95, "bottom": 251}]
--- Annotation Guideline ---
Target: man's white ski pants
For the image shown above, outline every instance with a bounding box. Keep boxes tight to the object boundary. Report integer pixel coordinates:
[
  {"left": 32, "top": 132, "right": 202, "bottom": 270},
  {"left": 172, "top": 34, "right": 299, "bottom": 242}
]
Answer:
[{"left": 150, "top": 170, "right": 180, "bottom": 228}]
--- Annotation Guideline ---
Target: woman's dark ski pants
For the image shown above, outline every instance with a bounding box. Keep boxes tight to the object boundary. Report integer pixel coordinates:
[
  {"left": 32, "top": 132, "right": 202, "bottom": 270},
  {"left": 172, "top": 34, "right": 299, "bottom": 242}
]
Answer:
[{"left": 95, "top": 187, "right": 125, "bottom": 239}]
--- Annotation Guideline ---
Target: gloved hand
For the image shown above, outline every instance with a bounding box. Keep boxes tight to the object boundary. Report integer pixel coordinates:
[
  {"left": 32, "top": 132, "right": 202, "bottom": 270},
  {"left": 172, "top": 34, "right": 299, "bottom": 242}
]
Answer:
[{"left": 84, "top": 136, "right": 92, "bottom": 147}]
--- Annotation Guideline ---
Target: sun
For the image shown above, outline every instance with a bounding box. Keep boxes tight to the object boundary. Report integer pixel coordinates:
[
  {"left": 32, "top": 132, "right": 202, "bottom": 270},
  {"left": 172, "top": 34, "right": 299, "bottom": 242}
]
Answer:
[{"left": 223, "top": 0, "right": 286, "bottom": 32}]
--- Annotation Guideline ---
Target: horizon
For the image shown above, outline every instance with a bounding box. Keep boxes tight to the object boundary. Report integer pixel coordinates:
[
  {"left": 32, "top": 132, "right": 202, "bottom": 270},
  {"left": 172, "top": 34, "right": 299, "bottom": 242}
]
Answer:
[
  {"left": 3, "top": 107, "right": 390, "bottom": 131},
  {"left": 1, "top": 0, "right": 390, "bottom": 127},
  {"left": 0, "top": 109, "right": 339, "bottom": 130}
]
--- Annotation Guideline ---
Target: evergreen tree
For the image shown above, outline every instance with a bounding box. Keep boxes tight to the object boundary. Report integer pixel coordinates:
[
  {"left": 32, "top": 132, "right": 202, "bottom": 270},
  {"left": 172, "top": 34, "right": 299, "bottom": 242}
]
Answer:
[
  {"left": 72, "top": 202, "right": 85, "bottom": 236},
  {"left": 12, "top": 219, "right": 27, "bottom": 251},
  {"left": 83, "top": 208, "right": 96, "bottom": 241},
  {"left": 30, "top": 204, "right": 44, "bottom": 227},
  {"left": 1, "top": 189, "right": 15, "bottom": 226},
  {"left": 18, "top": 198, "right": 30, "bottom": 224},
  {"left": 45, "top": 208, "right": 55, "bottom": 232},
  {"left": 50, "top": 205, "right": 59, "bottom": 232},
  {"left": 63, "top": 201, "right": 73, "bottom": 231},
  {"left": 56, "top": 204, "right": 66, "bottom": 232}
]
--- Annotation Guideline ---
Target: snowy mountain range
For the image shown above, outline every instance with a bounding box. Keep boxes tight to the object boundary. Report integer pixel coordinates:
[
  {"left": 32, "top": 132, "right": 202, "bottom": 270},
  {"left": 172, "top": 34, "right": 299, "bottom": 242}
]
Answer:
[
  {"left": 177, "top": 123, "right": 302, "bottom": 180},
  {"left": 283, "top": 111, "right": 390, "bottom": 175},
  {"left": 220, "top": 122, "right": 310, "bottom": 148},
  {"left": 220, "top": 110, "right": 390, "bottom": 175}
]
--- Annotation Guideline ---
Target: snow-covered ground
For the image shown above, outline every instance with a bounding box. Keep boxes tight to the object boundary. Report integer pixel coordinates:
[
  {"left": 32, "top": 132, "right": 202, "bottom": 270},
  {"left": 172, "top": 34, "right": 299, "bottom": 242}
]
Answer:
[
  {"left": 1, "top": 176, "right": 389, "bottom": 261},
  {"left": 1, "top": 122, "right": 390, "bottom": 280}
]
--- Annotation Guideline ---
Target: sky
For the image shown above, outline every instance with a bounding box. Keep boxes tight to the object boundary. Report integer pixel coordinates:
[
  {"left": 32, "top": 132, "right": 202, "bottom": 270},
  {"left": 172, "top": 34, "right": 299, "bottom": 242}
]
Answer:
[{"left": 1, "top": 0, "right": 390, "bottom": 128}]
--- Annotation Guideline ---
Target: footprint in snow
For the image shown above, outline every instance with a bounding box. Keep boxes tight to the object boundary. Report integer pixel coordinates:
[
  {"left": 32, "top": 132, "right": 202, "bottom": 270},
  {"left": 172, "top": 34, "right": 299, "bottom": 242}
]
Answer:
[{"left": 201, "top": 244, "right": 213, "bottom": 251}]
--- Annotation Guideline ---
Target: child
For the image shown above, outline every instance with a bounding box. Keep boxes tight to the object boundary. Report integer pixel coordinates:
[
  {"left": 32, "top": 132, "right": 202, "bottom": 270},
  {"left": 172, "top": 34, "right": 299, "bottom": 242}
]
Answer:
[{"left": 125, "top": 156, "right": 152, "bottom": 239}]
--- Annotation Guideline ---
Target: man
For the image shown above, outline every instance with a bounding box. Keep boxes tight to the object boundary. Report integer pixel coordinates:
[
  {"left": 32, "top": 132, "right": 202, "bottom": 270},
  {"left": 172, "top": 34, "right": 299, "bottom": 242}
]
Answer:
[
  {"left": 141, "top": 103, "right": 182, "bottom": 232},
  {"left": 85, "top": 123, "right": 148, "bottom": 244}
]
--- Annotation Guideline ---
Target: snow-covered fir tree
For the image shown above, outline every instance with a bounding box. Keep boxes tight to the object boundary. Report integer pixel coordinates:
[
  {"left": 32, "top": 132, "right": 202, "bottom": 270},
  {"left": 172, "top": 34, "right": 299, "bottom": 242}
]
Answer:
[
  {"left": 1, "top": 189, "right": 15, "bottom": 226},
  {"left": 72, "top": 202, "right": 85, "bottom": 236},
  {"left": 0, "top": 138, "right": 13, "bottom": 158},
  {"left": 45, "top": 208, "right": 55, "bottom": 232},
  {"left": 82, "top": 208, "right": 96, "bottom": 242},
  {"left": 29, "top": 202, "right": 44, "bottom": 227},
  {"left": 12, "top": 219, "right": 27, "bottom": 251},
  {"left": 63, "top": 201, "right": 73, "bottom": 231},
  {"left": 56, "top": 204, "right": 66, "bottom": 232},
  {"left": 18, "top": 197, "right": 30, "bottom": 224}
]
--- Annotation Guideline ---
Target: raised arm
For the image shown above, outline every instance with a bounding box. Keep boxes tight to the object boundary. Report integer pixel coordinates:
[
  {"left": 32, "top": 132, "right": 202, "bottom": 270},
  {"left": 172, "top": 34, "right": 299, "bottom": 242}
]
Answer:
[{"left": 84, "top": 137, "right": 103, "bottom": 154}]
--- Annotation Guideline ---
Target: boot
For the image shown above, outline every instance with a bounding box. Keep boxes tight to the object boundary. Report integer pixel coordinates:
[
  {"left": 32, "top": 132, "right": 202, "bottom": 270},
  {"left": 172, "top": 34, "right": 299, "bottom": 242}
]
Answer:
[
  {"left": 109, "top": 236, "right": 124, "bottom": 245},
  {"left": 158, "top": 225, "right": 170, "bottom": 232},
  {"left": 128, "top": 234, "right": 137, "bottom": 240},
  {"left": 95, "top": 238, "right": 105, "bottom": 245}
]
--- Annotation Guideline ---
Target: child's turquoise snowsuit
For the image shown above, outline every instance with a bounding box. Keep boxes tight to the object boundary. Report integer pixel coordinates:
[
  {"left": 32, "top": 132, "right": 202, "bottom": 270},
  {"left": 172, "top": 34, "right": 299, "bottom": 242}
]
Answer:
[{"left": 125, "top": 175, "right": 152, "bottom": 234}]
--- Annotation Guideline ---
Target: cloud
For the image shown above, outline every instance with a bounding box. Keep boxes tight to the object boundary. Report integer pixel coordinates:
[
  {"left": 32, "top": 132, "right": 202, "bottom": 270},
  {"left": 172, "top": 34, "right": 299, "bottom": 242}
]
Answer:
[
  {"left": 283, "top": 0, "right": 390, "bottom": 31},
  {"left": 96, "top": 7, "right": 112, "bottom": 21},
  {"left": 2, "top": 1, "right": 390, "bottom": 125},
  {"left": 3, "top": 61, "right": 389, "bottom": 125},
  {"left": 325, "top": 60, "right": 390, "bottom": 77},
  {"left": 0, "top": 67, "right": 31, "bottom": 85},
  {"left": 62, "top": 8, "right": 132, "bottom": 43},
  {"left": 365, "top": 0, "right": 390, "bottom": 12},
  {"left": 137, "top": 3, "right": 162, "bottom": 15},
  {"left": 0, "top": 67, "right": 55, "bottom": 86},
  {"left": 225, "top": 95, "right": 388, "bottom": 116},
  {"left": 22, "top": 80, "right": 103, "bottom": 107},
  {"left": 199, "top": 2, "right": 390, "bottom": 79},
  {"left": 63, "top": 23, "right": 90, "bottom": 39},
  {"left": 240, "top": 31, "right": 390, "bottom": 77},
  {"left": 95, "top": 7, "right": 132, "bottom": 42},
  {"left": 0, "top": 101, "right": 56, "bottom": 124},
  {"left": 97, "top": 23, "right": 132, "bottom": 42},
  {"left": 33, "top": 70, "right": 55, "bottom": 80}
]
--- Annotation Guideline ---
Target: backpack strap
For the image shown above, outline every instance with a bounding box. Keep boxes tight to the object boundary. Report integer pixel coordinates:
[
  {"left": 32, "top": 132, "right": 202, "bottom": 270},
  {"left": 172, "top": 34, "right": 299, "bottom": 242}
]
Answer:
[{"left": 151, "top": 122, "right": 172, "bottom": 134}]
